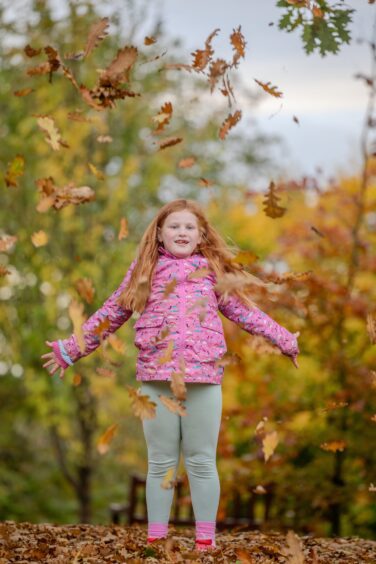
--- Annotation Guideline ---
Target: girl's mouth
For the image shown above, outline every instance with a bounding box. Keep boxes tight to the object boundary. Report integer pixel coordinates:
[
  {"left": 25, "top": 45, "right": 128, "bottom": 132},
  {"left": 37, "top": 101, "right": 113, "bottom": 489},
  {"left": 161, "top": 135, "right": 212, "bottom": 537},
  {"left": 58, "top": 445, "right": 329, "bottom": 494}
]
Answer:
[{"left": 175, "top": 240, "right": 189, "bottom": 245}]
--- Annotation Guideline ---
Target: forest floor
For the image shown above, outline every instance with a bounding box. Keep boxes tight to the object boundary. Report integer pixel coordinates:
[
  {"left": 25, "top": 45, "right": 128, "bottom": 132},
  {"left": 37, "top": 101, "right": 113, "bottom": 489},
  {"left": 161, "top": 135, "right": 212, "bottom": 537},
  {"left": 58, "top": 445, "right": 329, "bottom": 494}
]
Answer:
[{"left": 0, "top": 520, "right": 375, "bottom": 563}]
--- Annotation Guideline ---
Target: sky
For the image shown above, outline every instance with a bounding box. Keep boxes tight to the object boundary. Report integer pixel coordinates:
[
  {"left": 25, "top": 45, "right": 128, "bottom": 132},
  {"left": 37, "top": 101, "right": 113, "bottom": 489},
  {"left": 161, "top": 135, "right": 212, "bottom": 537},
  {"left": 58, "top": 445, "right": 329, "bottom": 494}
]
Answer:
[{"left": 148, "top": 0, "right": 375, "bottom": 181}]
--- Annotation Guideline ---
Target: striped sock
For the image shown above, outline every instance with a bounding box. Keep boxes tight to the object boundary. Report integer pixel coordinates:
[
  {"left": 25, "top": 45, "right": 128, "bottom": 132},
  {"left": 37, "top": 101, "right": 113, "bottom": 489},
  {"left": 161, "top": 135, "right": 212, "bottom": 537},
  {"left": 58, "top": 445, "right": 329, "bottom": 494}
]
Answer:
[
  {"left": 148, "top": 522, "right": 168, "bottom": 539},
  {"left": 195, "top": 520, "right": 216, "bottom": 546}
]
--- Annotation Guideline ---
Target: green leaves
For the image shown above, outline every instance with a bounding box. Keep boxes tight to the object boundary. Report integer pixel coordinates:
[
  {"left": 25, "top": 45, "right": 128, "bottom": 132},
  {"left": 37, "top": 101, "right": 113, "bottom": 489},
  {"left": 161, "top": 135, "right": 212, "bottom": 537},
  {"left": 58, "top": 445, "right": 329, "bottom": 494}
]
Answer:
[{"left": 276, "top": 0, "right": 354, "bottom": 56}]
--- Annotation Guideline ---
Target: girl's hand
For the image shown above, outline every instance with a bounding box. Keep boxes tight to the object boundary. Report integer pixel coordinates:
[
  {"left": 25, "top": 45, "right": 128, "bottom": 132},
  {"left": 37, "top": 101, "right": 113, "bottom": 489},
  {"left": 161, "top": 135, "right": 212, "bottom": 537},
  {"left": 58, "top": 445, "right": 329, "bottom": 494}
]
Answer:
[
  {"left": 41, "top": 340, "right": 66, "bottom": 380},
  {"left": 290, "top": 331, "right": 300, "bottom": 369}
]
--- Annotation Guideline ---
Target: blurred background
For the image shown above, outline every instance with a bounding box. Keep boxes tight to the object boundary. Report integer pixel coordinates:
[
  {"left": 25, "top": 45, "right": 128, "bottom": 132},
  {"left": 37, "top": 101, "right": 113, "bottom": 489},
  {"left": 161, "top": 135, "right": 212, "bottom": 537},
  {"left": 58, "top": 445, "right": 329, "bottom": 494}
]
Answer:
[{"left": 0, "top": 0, "right": 375, "bottom": 539}]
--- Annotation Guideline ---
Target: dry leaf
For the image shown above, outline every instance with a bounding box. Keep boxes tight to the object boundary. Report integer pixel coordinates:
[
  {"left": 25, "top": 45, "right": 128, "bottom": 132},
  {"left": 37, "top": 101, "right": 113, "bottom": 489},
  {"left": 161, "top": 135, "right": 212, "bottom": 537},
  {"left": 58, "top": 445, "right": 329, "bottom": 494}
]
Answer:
[
  {"left": 67, "top": 111, "right": 94, "bottom": 123},
  {"left": 36, "top": 177, "right": 96, "bottom": 212},
  {"left": 262, "top": 181, "right": 286, "bottom": 218},
  {"left": 126, "top": 385, "right": 157, "bottom": 420},
  {"left": 100, "top": 45, "right": 138, "bottom": 85},
  {"left": 157, "top": 136, "right": 183, "bottom": 150},
  {"left": 0, "top": 235, "right": 17, "bottom": 252},
  {"left": 178, "top": 156, "right": 196, "bottom": 168},
  {"left": 219, "top": 110, "right": 242, "bottom": 140},
  {"left": 97, "top": 423, "right": 119, "bottom": 455},
  {"left": 191, "top": 28, "right": 219, "bottom": 72},
  {"left": 5, "top": 155, "right": 24, "bottom": 188},
  {"left": 163, "top": 278, "right": 177, "bottom": 298},
  {"left": 152, "top": 101, "right": 173, "bottom": 134},
  {"left": 254, "top": 78, "right": 283, "bottom": 98},
  {"left": 230, "top": 25, "right": 246, "bottom": 67},
  {"left": 170, "top": 357, "right": 187, "bottom": 401},
  {"left": 88, "top": 162, "right": 105, "bottom": 180},
  {"left": 107, "top": 334, "right": 125, "bottom": 354},
  {"left": 74, "top": 278, "right": 95, "bottom": 304},
  {"left": 366, "top": 312, "right": 376, "bottom": 344},
  {"left": 97, "top": 135, "right": 113, "bottom": 143},
  {"left": 14, "top": 88, "right": 34, "bottom": 97},
  {"left": 35, "top": 115, "right": 68, "bottom": 151},
  {"left": 320, "top": 440, "right": 347, "bottom": 452},
  {"left": 282, "top": 530, "right": 305, "bottom": 564},
  {"left": 159, "top": 394, "right": 187, "bottom": 416},
  {"left": 72, "top": 373, "right": 82, "bottom": 386},
  {"left": 83, "top": 17, "right": 110, "bottom": 58},
  {"left": 24, "top": 44, "right": 42, "bottom": 57},
  {"left": 262, "top": 431, "right": 279, "bottom": 462},
  {"left": 31, "top": 230, "right": 48, "bottom": 247},
  {"left": 157, "top": 340, "right": 174, "bottom": 365},
  {"left": 96, "top": 367, "right": 116, "bottom": 378},
  {"left": 187, "top": 267, "right": 211, "bottom": 280},
  {"left": 198, "top": 177, "right": 214, "bottom": 187},
  {"left": 118, "top": 217, "right": 128, "bottom": 240},
  {"left": 144, "top": 36, "right": 157, "bottom": 45},
  {"left": 68, "top": 299, "right": 87, "bottom": 354},
  {"left": 161, "top": 467, "right": 177, "bottom": 489}
]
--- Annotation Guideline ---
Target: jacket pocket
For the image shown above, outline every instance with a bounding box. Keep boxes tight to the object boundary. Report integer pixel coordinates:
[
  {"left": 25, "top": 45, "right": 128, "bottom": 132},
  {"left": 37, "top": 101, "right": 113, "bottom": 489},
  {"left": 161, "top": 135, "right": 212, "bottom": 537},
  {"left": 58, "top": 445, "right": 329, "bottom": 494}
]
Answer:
[
  {"left": 134, "top": 314, "right": 167, "bottom": 351},
  {"left": 191, "top": 317, "right": 227, "bottom": 361}
]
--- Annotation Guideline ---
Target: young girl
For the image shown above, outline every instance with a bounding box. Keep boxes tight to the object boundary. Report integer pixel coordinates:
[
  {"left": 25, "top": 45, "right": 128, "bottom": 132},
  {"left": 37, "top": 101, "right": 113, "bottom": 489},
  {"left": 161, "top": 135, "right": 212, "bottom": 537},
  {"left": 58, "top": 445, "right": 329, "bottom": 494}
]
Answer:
[{"left": 41, "top": 199, "right": 299, "bottom": 552}]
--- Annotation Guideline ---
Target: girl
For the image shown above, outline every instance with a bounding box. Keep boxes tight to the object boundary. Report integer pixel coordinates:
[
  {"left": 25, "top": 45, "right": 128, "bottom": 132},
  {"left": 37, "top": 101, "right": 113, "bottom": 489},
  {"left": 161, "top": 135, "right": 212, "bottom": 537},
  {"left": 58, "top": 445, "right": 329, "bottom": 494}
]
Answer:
[{"left": 41, "top": 198, "right": 300, "bottom": 552}]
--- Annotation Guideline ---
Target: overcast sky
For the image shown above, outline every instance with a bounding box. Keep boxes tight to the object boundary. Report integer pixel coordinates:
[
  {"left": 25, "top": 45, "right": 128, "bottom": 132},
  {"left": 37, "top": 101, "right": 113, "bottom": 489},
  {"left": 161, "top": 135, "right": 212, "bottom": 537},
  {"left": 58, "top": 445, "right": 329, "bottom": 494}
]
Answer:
[{"left": 149, "top": 0, "right": 375, "bottom": 180}]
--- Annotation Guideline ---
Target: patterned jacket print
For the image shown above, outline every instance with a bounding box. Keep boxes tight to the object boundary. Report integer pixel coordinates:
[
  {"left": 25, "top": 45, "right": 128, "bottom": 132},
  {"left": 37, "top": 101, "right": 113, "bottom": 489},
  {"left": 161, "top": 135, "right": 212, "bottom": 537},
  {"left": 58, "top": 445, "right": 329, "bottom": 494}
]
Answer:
[{"left": 51, "top": 245, "right": 300, "bottom": 384}]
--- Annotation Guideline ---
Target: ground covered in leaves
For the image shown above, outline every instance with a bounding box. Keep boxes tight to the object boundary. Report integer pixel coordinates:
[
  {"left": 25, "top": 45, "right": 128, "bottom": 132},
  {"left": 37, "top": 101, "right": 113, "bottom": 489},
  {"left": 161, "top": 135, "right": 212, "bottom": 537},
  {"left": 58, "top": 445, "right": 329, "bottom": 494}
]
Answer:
[{"left": 0, "top": 521, "right": 375, "bottom": 563}]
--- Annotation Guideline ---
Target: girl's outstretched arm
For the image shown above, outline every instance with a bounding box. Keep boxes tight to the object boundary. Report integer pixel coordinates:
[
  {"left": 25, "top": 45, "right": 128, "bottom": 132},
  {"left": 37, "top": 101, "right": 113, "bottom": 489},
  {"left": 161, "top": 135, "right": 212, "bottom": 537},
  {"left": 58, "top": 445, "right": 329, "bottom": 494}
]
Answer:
[
  {"left": 50, "top": 258, "right": 137, "bottom": 369},
  {"left": 216, "top": 292, "right": 300, "bottom": 365}
]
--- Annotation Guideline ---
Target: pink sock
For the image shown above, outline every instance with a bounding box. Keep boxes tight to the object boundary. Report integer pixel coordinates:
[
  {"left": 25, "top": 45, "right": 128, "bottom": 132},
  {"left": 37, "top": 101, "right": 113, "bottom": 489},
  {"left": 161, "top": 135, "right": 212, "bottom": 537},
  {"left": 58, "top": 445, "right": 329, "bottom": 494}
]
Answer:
[
  {"left": 196, "top": 520, "right": 216, "bottom": 546},
  {"left": 148, "top": 522, "right": 168, "bottom": 538}
]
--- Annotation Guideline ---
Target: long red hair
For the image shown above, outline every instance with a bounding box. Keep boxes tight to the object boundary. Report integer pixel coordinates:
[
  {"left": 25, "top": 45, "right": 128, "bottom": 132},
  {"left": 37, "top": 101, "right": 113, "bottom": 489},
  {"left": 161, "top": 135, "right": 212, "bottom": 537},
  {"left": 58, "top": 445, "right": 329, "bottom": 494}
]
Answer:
[{"left": 117, "top": 199, "right": 270, "bottom": 313}]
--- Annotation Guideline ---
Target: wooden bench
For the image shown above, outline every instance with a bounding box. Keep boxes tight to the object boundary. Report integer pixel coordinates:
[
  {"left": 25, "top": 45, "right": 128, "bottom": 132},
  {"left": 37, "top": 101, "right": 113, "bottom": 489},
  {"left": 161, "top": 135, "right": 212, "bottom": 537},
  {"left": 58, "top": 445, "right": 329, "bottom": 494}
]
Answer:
[{"left": 109, "top": 473, "right": 275, "bottom": 530}]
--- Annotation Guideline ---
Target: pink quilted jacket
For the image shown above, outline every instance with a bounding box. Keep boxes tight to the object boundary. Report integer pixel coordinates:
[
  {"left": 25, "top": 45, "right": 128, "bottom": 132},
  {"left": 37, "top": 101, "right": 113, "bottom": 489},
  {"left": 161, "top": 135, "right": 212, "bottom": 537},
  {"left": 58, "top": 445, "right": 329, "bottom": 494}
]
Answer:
[{"left": 51, "top": 245, "right": 299, "bottom": 384}]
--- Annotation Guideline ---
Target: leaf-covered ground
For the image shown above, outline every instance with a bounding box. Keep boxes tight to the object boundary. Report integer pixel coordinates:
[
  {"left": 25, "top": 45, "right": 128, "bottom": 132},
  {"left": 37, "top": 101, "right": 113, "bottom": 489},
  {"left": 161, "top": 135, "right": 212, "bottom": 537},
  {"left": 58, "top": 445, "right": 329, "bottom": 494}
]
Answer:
[{"left": 0, "top": 521, "right": 375, "bottom": 563}]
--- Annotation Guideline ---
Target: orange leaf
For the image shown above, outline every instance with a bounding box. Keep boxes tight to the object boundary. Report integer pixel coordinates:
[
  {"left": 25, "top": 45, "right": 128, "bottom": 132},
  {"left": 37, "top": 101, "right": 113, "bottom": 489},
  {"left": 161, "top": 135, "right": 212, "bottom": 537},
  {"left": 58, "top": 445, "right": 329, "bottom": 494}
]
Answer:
[
  {"left": 157, "top": 136, "right": 183, "bottom": 150},
  {"left": 83, "top": 17, "right": 110, "bottom": 58},
  {"left": 262, "top": 181, "right": 286, "bottom": 218},
  {"left": 14, "top": 88, "right": 34, "bottom": 97},
  {"left": 118, "top": 217, "right": 128, "bottom": 240},
  {"left": 320, "top": 440, "right": 347, "bottom": 452},
  {"left": 97, "top": 423, "right": 119, "bottom": 455},
  {"left": 152, "top": 101, "right": 173, "bottom": 134},
  {"left": 5, "top": 155, "right": 24, "bottom": 188},
  {"left": 219, "top": 110, "right": 242, "bottom": 140},
  {"left": 230, "top": 25, "right": 246, "bottom": 67},
  {"left": 254, "top": 78, "right": 283, "bottom": 98},
  {"left": 178, "top": 156, "right": 196, "bottom": 168},
  {"left": 159, "top": 394, "right": 187, "bottom": 416},
  {"left": 126, "top": 385, "right": 157, "bottom": 420},
  {"left": 144, "top": 36, "right": 157, "bottom": 45}
]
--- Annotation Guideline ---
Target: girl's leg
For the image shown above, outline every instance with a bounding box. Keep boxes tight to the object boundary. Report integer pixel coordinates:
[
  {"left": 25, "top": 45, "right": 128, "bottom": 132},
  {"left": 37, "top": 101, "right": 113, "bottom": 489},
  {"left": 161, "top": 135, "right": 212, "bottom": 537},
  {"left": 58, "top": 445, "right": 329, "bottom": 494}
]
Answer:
[
  {"left": 181, "top": 383, "right": 222, "bottom": 547},
  {"left": 140, "top": 381, "right": 181, "bottom": 539}
]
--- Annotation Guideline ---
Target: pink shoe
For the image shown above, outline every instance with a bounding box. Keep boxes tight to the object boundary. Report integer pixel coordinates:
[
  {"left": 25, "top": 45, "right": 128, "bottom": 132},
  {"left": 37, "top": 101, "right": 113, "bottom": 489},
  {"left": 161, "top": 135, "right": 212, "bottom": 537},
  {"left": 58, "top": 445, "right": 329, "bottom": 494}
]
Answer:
[
  {"left": 195, "top": 538, "right": 216, "bottom": 551},
  {"left": 147, "top": 536, "right": 166, "bottom": 544}
]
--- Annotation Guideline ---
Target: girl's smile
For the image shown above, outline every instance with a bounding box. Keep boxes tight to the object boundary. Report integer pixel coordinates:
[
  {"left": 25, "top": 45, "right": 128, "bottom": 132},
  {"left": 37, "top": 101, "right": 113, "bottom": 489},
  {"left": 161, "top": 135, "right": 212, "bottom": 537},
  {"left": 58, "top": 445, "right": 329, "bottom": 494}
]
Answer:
[{"left": 157, "top": 210, "right": 202, "bottom": 257}]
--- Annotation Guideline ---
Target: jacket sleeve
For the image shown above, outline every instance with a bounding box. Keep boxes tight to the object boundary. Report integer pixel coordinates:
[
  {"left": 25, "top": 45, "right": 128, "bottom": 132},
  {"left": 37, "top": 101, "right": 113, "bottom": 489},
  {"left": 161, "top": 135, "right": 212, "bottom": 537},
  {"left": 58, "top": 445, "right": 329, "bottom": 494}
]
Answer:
[
  {"left": 216, "top": 292, "right": 299, "bottom": 359},
  {"left": 51, "top": 258, "right": 137, "bottom": 369}
]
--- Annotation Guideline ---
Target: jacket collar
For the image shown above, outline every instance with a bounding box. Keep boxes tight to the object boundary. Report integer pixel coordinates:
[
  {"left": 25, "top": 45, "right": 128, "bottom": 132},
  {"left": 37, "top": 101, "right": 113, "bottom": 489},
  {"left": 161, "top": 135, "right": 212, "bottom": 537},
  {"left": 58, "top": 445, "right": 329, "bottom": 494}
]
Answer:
[{"left": 158, "top": 245, "right": 201, "bottom": 260}]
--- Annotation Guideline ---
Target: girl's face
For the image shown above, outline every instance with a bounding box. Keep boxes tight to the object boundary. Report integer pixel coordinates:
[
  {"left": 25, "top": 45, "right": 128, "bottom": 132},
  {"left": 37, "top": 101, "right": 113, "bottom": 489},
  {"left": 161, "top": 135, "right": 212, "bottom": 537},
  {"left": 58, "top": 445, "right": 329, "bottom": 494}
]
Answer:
[{"left": 157, "top": 210, "right": 202, "bottom": 258}]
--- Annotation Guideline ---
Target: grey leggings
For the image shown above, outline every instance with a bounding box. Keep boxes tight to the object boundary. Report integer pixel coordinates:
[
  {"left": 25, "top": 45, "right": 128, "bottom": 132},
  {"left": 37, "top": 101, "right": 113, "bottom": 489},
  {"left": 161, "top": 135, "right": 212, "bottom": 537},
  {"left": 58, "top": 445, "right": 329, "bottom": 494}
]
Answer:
[{"left": 140, "top": 381, "right": 222, "bottom": 523}]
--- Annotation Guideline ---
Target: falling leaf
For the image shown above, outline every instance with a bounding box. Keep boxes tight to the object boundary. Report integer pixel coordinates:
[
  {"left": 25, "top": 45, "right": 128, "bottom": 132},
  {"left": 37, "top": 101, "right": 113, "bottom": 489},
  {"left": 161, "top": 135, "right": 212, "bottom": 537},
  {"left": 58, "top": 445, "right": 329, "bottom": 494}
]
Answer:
[
  {"left": 144, "top": 36, "right": 157, "bottom": 45},
  {"left": 126, "top": 385, "right": 157, "bottom": 419},
  {"left": 97, "top": 135, "right": 113, "bottom": 143},
  {"left": 157, "top": 340, "right": 174, "bottom": 365},
  {"left": 152, "top": 101, "right": 173, "bottom": 134},
  {"left": 36, "top": 177, "right": 96, "bottom": 212},
  {"left": 72, "top": 373, "right": 82, "bottom": 386},
  {"left": 171, "top": 357, "right": 187, "bottom": 401},
  {"left": 366, "top": 312, "right": 376, "bottom": 344},
  {"left": 0, "top": 235, "right": 17, "bottom": 252},
  {"left": 191, "top": 28, "right": 219, "bottom": 72},
  {"left": 219, "top": 110, "right": 242, "bottom": 140},
  {"left": 88, "top": 162, "right": 105, "bottom": 180},
  {"left": 214, "top": 352, "right": 242, "bottom": 367},
  {"left": 163, "top": 278, "right": 177, "bottom": 298},
  {"left": 35, "top": 115, "right": 68, "bottom": 151},
  {"left": 68, "top": 299, "right": 87, "bottom": 354},
  {"left": 230, "top": 25, "right": 246, "bottom": 67},
  {"left": 178, "top": 156, "right": 196, "bottom": 168},
  {"left": 83, "top": 17, "right": 110, "bottom": 58},
  {"left": 5, "top": 155, "right": 25, "bottom": 188},
  {"left": 31, "top": 230, "right": 48, "bottom": 247},
  {"left": 75, "top": 278, "right": 95, "bottom": 304},
  {"left": 198, "top": 177, "right": 214, "bottom": 187},
  {"left": 100, "top": 45, "right": 138, "bottom": 85},
  {"left": 96, "top": 367, "right": 116, "bottom": 378},
  {"left": 107, "top": 334, "right": 126, "bottom": 354},
  {"left": 24, "top": 44, "right": 42, "bottom": 57},
  {"left": 159, "top": 394, "right": 187, "bottom": 416},
  {"left": 118, "top": 217, "right": 128, "bottom": 240},
  {"left": 312, "top": 5, "right": 324, "bottom": 18},
  {"left": 0, "top": 266, "right": 11, "bottom": 277},
  {"left": 369, "top": 483, "right": 376, "bottom": 491},
  {"left": 14, "top": 88, "right": 34, "bottom": 97},
  {"left": 254, "top": 79, "right": 283, "bottom": 98},
  {"left": 93, "top": 317, "right": 111, "bottom": 340},
  {"left": 253, "top": 485, "right": 267, "bottom": 494},
  {"left": 320, "top": 440, "right": 347, "bottom": 452},
  {"left": 156, "top": 136, "right": 183, "bottom": 150},
  {"left": 262, "top": 431, "right": 279, "bottom": 462},
  {"left": 293, "top": 115, "right": 300, "bottom": 125},
  {"left": 266, "top": 270, "right": 313, "bottom": 284},
  {"left": 187, "top": 267, "right": 211, "bottom": 280},
  {"left": 262, "top": 181, "right": 286, "bottom": 218},
  {"left": 67, "top": 111, "right": 94, "bottom": 123},
  {"left": 208, "top": 58, "right": 228, "bottom": 92},
  {"left": 97, "top": 423, "right": 119, "bottom": 455},
  {"left": 161, "top": 467, "right": 177, "bottom": 489}
]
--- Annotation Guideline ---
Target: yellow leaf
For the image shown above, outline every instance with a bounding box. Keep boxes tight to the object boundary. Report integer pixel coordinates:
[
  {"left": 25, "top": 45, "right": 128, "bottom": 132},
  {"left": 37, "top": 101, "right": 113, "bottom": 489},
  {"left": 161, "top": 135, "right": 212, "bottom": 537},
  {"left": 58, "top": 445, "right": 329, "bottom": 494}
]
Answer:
[
  {"left": 157, "top": 340, "right": 174, "bottom": 365},
  {"left": 262, "top": 430, "right": 278, "bottom": 462},
  {"left": 68, "top": 299, "right": 87, "bottom": 354},
  {"left": 159, "top": 394, "right": 187, "bottom": 416},
  {"left": 31, "top": 230, "right": 48, "bottom": 247},
  {"left": 97, "top": 423, "right": 119, "bottom": 455},
  {"left": 161, "top": 467, "right": 177, "bottom": 489},
  {"left": 5, "top": 155, "right": 25, "bottom": 188},
  {"left": 118, "top": 217, "right": 128, "bottom": 240},
  {"left": 88, "top": 162, "right": 105, "bottom": 180},
  {"left": 126, "top": 385, "right": 157, "bottom": 420}
]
